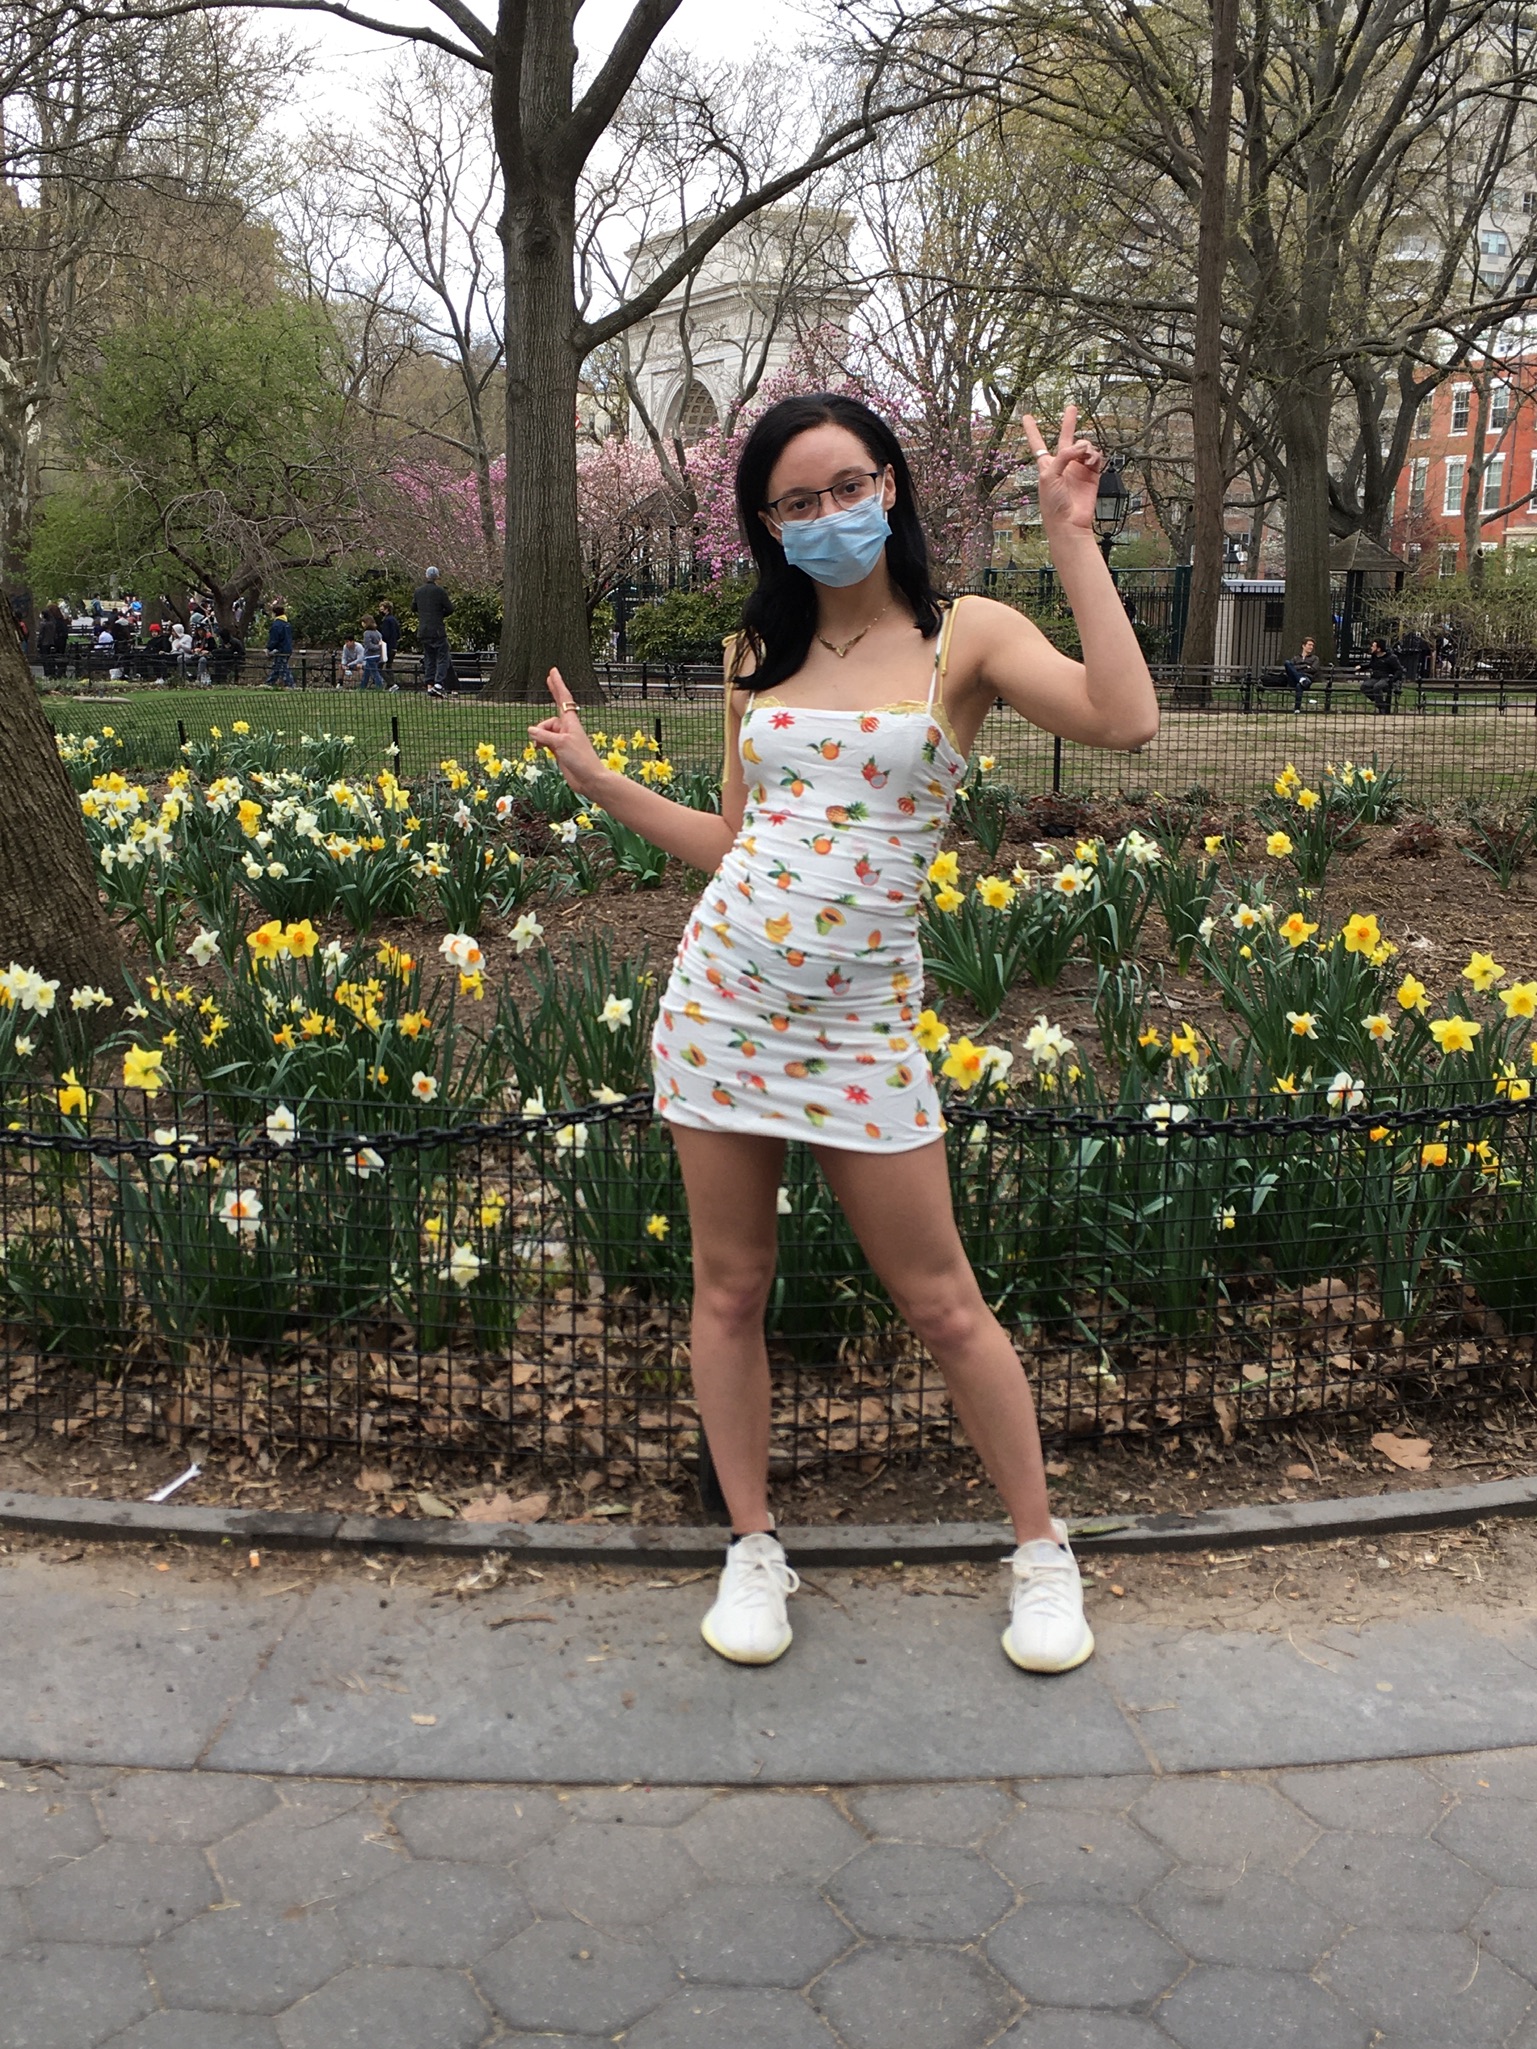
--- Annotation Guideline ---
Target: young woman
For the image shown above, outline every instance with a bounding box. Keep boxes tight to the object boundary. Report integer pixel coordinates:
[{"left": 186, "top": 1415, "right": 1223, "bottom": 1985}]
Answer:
[{"left": 529, "top": 393, "right": 1157, "bottom": 1675}]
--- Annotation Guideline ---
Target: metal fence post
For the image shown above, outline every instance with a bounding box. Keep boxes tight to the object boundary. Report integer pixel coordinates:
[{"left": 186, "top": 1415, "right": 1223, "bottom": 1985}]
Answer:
[
  {"left": 1052, "top": 733, "right": 1063, "bottom": 795},
  {"left": 176, "top": 720, "right": 187, "bottom": 752},
  {"left": 390, "top": 715, "right": 400, "bottom": 774}
]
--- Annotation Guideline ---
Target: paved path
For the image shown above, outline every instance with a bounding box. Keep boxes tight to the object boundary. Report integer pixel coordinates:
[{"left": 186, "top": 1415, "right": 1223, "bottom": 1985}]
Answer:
[{"left": 3, "top": 1546, "right": 1537, "bottom": 2045}]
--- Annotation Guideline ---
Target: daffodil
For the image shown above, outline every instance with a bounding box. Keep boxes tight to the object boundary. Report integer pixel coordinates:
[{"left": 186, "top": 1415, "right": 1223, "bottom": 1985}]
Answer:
[
  {"left": 1169, "top": 1024, "right": 1201, "bottom": 1062},
  {"left": 444, "top": 1242, "right": 482, "bottom": 1289},
  {"left": 509, "top": 912, "right": 544, "bottom": 954},
  {"left": 345, "top": 1145, "right": 386, "bottom": 1179},
  {"left": 1325, "top": 1071, "right": 1364, "bottom": 1112},
  {"left": 1463, "top": 951, "right": 1503, "bottom": 993},
  {"left": 1144, "top": 1099, "right": 1191, "bottom": 1143},
  {"left": 975, "top": 875, "right": 1016, "bottom": 909},
  {"left": 1341, "top": 912, "right": 1381, "bottom": 955},
  {"left": 1420, "top": 1142, "right": 1449, "bottom": 1169},
  {"left": 1295, "top": 787, "right": 1319, "bottom": 811},
  {"left": 1051, "top": 863, "right": 1091, "bottom": 897},
  {"left": 1216, "top": 1206, "right": 1236, "bottom": 1230},
  {"left": 284, "top": 919, "right": 319, "bottom": 959},
  {"left": 219, "top": 1188, "right": 263, "bottom": 1236},
  {"left": 932, "top": 884, "right": 965, "bottom": 914},
  {"left": 1023, "top": 1016, "right": 1073, "bottom": 1069},
  {"left": 599, "top": 994, "right": 634, "bottom": 1033},
  {"left": 644, "top": 1214, "right": 670, "bottom": 1240},
  {"left": 927, "top": 850, "right": 960, "bottom": 888},
  {"left": 1363, "top": 1013, "right": 1394, "bottom": 1043},
  {"left": 122, "top": 1045, "right": 166, "bottom": 1094},
  {"left": 411, "top": 1071, "right": 439, "bottom": 1102},
  {"left": 1271, "top": 1074, "right": 1300, "bottom": 1096},
  {"left": 553, "top": 1122, "right": 589, "bottom": 1153},
  {"left": 913, "top": 1009, "right": 950, "bottom": 1053},
  {"left": 246, "top": 920, "right": 288, "bottom": 964},
  {"left": 1279, "top": 912, "right": 1317, "bottom": 948},
  {"left": 265, "top": 1104, "right": 296, "bottom": 1147},
  {"left": 1285, "top": 1010, "right": 1317, "bottom": 1039},
  {"left": 1204, "top": 834, "right": 1224, "bottom": 854},
  {"left": 1499, "top": 980, "right": 1537, "bottom": 1019},
  {"left": 1395, "top": 973, "right": 1428, "bottom": 1014},
  {"left": 1138, "top": 1026, "right": 1164, "bottom": 1050},
  {"left": 1265, "top": 831, "right": 1293, "bottom": 858},
  {"left": 56, "top": 1069, "right": 90, "bottom": 1119},
  {"left": 1428, "top": 1016, "right": 1480, "bottom": 1054},
  {"left": 940, "top": 1037, "right": 986, "bottom": 1087}
]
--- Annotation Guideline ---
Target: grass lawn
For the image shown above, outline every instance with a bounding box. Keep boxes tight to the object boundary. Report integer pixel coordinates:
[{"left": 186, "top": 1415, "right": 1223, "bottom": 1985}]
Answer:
[{"left": 39, "top": 680, "right": 1537, "bottom": 809}]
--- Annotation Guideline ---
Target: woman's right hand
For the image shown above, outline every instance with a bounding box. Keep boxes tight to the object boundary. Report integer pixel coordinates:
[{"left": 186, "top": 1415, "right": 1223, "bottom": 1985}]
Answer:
[{"left": 526, "top": 668, "right": 607, "bottom": 798}]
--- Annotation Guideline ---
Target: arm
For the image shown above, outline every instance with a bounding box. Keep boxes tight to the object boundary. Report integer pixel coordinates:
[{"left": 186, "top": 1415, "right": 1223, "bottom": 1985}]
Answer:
[
  {"left": 953, "top": 408, "right": 1158, "bottom": 753},
  {"left": 528, "top": 667, "right": 745, "bottom": 872}
]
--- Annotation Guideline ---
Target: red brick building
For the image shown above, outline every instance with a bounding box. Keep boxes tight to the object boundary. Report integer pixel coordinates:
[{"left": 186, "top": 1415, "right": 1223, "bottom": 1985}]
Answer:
[{"left": 1391, "top": 356, "right": 1537, "bottom": 576}]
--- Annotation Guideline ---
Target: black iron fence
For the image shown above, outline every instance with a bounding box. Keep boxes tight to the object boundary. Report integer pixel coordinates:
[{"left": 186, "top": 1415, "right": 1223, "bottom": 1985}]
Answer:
[{"left": 3, "top": 1088, "right": 1533, "bottom": 1476}]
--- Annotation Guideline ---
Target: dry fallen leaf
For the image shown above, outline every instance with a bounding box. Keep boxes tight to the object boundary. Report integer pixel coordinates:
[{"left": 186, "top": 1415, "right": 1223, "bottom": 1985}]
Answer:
[
  {"left": 1284, "top": 1463, "right": 1313, "bottom": 1480},
  {"left": 1370, "top": 1431, "right": 1433, "bottom": 1472},
  {"left": 356, "top": 1468, "right": 394, "bottom": 1494},
  {"left": 462, "top": 1492, "right": 515, "bottom": 1525},
  {"left": 1044, "top": 1459, "right": 1072, "bottom": 1478},
  {"left": 503, "top": 1492, "right": 550, "bottom": 1524},
  {"left": 414, "top": 1490, "right": 457, "bottom": 1519},
  {"left": 410, "top": 1713, "right": 437, "bottom": 1726}
]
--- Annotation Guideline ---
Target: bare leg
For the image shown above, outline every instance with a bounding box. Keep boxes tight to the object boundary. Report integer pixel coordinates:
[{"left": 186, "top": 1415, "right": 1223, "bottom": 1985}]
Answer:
[
  {"left": 812, "top": 1138, "right": 1056, "bottom": 1544},
  {"left": 668, "top": 1124, "right": 787, "bottom": 1536}
]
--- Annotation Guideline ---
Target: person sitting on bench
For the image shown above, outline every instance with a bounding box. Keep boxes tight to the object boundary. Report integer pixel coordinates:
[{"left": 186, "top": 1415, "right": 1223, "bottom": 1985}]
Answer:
[
  {"left": 1358, "top": 639, "right": 1403, "bottom": 714},
  {"left": 1281, "top": 636, "right": 1320, "bottom": 710}
]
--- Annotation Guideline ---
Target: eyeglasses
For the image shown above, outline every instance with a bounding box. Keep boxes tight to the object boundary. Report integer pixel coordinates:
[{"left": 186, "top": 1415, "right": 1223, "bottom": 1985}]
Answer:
[{"left": 764, "top": 469, "right": 886, "bottom": 524}]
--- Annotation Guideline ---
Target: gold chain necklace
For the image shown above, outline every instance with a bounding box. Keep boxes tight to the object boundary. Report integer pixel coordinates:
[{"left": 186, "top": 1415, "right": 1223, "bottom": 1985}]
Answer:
[{"left": 816, "top": 602, "right": 890, "bottom": 660}]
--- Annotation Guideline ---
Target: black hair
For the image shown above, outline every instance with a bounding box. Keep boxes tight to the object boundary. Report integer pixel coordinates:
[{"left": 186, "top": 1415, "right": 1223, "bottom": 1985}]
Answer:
[{"left": 732, "top": 393, "right": 945, "bottom": 691}]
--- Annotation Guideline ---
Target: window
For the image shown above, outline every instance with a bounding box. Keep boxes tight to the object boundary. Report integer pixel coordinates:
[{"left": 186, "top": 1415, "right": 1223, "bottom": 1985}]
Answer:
[
  {"left": 1263, "top": 599, "right": 1285, "bottom": 633},
  {"left": 1526, "top": 191, "right": 1537, "bottom": 214},
  {"left": 1444, "top": 456, "right": 1466, "bottom": 514},
  {"left": 1491, "top": 383, "right": 1511, "bottom": 429},
  {"left": 1439, "top": 543, "right": 1460, "bottom": 577},
  {"left": 1409, "top": 457, "right": 1429, "bottom": 511},
  {"left": 1451, "top": 385, "right": 1471, "bottom": 433},
  {"left": 1481, "top": 230, "right": 1511, "bottom": 258},
  {"left": 1406, "top": 541, "right": 1422, "bottom": 567},
  {"left": 1483, "top": 454, "right": 1506, "bottom": 513},
  {"left": 1413, "top": 398, "right": 1433, "bottom": 439},
  {"left": 1528, "top": 450, "right": 1537, "bottom": 513}
]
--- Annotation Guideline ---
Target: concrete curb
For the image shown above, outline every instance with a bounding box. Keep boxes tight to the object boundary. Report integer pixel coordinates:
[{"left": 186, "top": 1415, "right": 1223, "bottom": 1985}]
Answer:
[{"left": 2, "top": 1473, "right": 1535, "bottom": 1566}]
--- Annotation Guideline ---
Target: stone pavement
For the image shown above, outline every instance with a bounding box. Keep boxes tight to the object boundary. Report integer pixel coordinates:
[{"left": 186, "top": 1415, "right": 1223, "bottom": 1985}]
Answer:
[
  {"left": 2, "top": 1542, "right": 1537, "bottom": 2045},
  {"left": 5, "top": 1747, "right": 1537, "bottom": 2047}
]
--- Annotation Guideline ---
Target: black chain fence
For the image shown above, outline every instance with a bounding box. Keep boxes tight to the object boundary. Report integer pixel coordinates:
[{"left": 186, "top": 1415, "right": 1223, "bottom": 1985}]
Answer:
[{"left": 3, "top": 1088, "right": 1533, "bottom": 1477}]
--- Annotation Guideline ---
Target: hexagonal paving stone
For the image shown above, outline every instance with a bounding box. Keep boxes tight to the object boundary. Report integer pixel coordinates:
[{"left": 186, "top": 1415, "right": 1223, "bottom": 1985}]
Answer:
[
  {"left": 827, "top": 1843, "right": 1013, "bottom": 1942},
  {"left": 656, "top": 1882, "right": 850, "bottom": 1987},
  {"left": 992, "top": 2015, "right": 1172, "bottom": 2049},
  {"left": 623, "top": 1984, "right": 841, "bottom": 2048},
  {"left": 810, "top": 1943, "right": 1018, "bottom": 2049},
  {"left": 849, "top": 1783, "right": 1016, "bottom": 1846},
  {"left": 391, "top": 1786, "right": 564, "bottom": 1865},
  {"left": 94, "top": 1774, "right": 279, "bottom": 1848},
  {"left": 146, "top": 1901, "right": 351, "bottom": 2015},
  {"left": 1469, "top": 1885, "right": 1537, "bottom": 1981},
  {"left": 26, "top": 1839, "right": 218, "bottom": 1946},
  {"left": 0, "top": 1784, "right": 103, "bottom": 1888},
  {"left": 101, "top": 2016, "right": 281, "bottom": 2049},
  {"left": 1275, "top": 1761, "right": 1450, "bottom": 1836},
  {"left": 1013, "top": 1777, "right": 1157, "bottom": 1813},
  {"left": 1428, "top": 1749, "right": 1537, "bottom": 1804},
  {"left": 986, "top": 1902, "right": 1183, "bottom": 2008},
  {"left": 475, "top": 1918, "right": 679, "bottom": 2035},
  {"left": 1320, "top": 1926, "right": 1534, "bottom": 2042},
  {"left": 0, "top": 1942, "right": 154, "bottom": 2049},
  {"left": 1291, "top": 1832, "right": 1490, "bottom": 1931},
  {"left": 677, "top": 1795, "right": 864, "bottom": 1887},
  {"left": 1143, "top": 1867, "right": 1338, "bottom": 1972},
  {"left": 211, "top": 1804, "right": 403, "bottom": 1912},
  {"left": 1156, "top": 1965, "right": 1366, "bottom": 2049},
  {"left": 1434, "top": 1796, "right": 1537, "bottom": 1887},
  {"left": 986, "top": 1809, "right": 1172, "bottom": 1905},
  {"left": 336, "top": 1859, "right": 530, "bottom": 1967},
  {"left": 561, "top": 1788, "right": 712, "bottom": 1826},
  {"left": 1132, "top": 1779, "right": 1317, "bottom": 1874},
  {"left": 275, "top": 1963, "right": 489, "bottom": 2049},
  {"left": 516, "top": 1820, "right": 702, "bottom": 1930}
]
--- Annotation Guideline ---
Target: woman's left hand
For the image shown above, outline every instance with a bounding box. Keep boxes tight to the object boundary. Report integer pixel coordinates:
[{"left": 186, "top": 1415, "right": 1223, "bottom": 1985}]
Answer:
[{"left": 1021, "top": 403, "right": 1106, "bottom": 533}]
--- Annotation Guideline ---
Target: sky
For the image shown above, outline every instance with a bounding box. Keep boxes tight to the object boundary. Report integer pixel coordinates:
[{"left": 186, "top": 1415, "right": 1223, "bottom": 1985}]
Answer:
[{"left": 292, "top": 0, "right": 806, "bottom": 114}]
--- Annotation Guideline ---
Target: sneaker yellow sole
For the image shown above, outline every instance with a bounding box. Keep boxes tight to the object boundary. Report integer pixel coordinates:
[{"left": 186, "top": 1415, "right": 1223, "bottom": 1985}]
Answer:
[
  {"left": 700, "top": 1616, "right": 793, "bottom": 1665},
  {"left": 1001, "top": 1624, "right": 1096, "bottom": 1674}
]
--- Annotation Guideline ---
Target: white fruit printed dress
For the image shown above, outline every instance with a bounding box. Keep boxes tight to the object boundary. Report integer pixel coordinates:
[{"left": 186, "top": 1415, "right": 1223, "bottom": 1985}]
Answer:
[{"left": 651, "top": 601, "right": 968, "bottom": 1151}]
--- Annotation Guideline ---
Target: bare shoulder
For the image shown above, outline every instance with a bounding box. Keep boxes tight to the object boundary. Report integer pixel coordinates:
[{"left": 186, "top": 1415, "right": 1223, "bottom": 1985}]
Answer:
[{"left": 946, "top": 594, "right": 1049, "bottom": 689}]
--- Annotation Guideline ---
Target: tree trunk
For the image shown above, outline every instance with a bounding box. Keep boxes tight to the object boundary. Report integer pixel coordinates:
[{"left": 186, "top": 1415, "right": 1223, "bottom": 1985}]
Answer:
[
  {"left": 0, "top": 611, "right": 125, "bottom": 993},
  {"left": 1279, "top": 379, "right": 1337, "bottom": 656},
  {"left": 1180, "top": 0, "right": 1238, "bottom": 688},
  {"left": 1464, "top": 370, "right": 1491, "bottom": 588}
]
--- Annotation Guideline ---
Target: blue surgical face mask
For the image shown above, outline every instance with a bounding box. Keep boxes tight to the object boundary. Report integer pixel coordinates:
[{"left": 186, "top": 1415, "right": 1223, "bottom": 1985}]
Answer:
[{"left": 777, "top": 491, "right": 892, "bottom": 588}]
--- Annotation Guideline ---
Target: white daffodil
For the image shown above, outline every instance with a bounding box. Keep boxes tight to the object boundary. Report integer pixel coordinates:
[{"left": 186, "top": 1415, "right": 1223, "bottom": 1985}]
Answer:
[
  {"left": 1325, "top": 1071, "right": 1364, "bottom": 1112},
  {"left": 1145, "top": 1099, "right": 1191, "bottom": 1144},
  {"left": 509, "top": 912, "right": 544, "bottom": 955},
  {"left": 553, "top": 1122, "right": 588, "bottom": 1154},
  {"left": 444, "top": 1242, "right": 482, "bottom": 1290},
  {"left": 219, "top": 1188, "right": 263, "bottom": 1237},
  {"left": 345, "top": 1145, "right": 386, "bottom": 1179},
  {"left": 411, "top": 1071, "right": 439, "bottom": 1103},
  {"left": 1022, "top": 1015, "right": 1074, "bottom": 1070},
  {"left": 776, "top": 1186, "right": 793, "bottom": 1215},
  {"left": 519, "top": 1089, "right": 548, "bottom": 1119},
  {"left": 599, "top": 994, "right": 634, "bottom": 1033},
  {"left": 186, "top": 928, "right": 220, "bottom": 966},
  {"left": 265, "top": 1104, "right": 297, "bottom": 1147}
]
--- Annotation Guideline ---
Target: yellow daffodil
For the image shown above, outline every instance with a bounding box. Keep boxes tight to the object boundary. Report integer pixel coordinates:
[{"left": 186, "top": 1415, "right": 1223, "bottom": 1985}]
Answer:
[
  {"left": 1266, "top": 831, "right": 1293, "bottom": 858},
  {"left": 1368, "top": 1125, "right": 1391, "bottom": 1142},
  {"left": 1341, "top": 912, "right": 1381, "bottom": 955},
  {"left": 56, "top": 1069, "right": 90, "bottom": 1119},
  {"left": 1498, "top": 980, "right": 1537, "bottom": 1019},
  {"left": 975, "top": 875, "right": 1016, "bottom": 909},
  {"left": 284, "top": 919, "right": 319, "bottom": 959},
  {"left": 1274, "top": 763, "right": 1301, "bottom": 795},
  {"left": 1395, "top": 973, "right": 1428, "bottom": 1013},
  {"left": 1420, "top": 1141, "right": 1449, "bottom": 1168},
  {"left": 1271, "top": 1074, "right": 1300, "bottom": 1096},
  {"left": 246, "top": 920, "right": 288, "bottom": 964},
  {"left": 1169, "top": 1024, "right": 1201, "bottom": 1062},
  {"left": 1203, "top": 835, "right": 1224, "bottom": 854},
  {"left": 1279, "top": 912, "right": 1317, "bottom": 948},
  {"left": 122, "top": 1045, "right": 165, "bottom": 1095},
  {"left": 914, "top": 1009, "right": 950, "bottom": 1053},
  {"left": 927, "top": 850, "right": 960, "bottom": 888},
  {"left": 1463, "top": 951, "right": 1503, "bottom": 993},
  {"left": 940, "top": 1037, "right": 986, "bottom": 1087},
  {"left": 1285, "top": 1010, "right": 1317, "bottom": 1039},
  {"left": 644, "top": 1214, "right": 670, "bottom": 1240},
  {"left": 1138, "top": 1027, "right": 1163, "bottom": 1049},
  {"left": 933, "top": 884, "right": 965, "bottom": 914},
  {"left": 1295, "top": 787, "right": 1319, "bottom": 811},
  {"left": 1363, "top": 1013, "right": 1394, "bottom": 1042},
  {"left": 1428, "top": 1016, "right": 1480, "bottom": 1054}
]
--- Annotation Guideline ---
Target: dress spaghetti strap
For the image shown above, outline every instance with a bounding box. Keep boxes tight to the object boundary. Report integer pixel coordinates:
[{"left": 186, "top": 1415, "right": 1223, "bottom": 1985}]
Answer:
[{"left": 926, "top": 597, "right": 965, "bottom": 715}]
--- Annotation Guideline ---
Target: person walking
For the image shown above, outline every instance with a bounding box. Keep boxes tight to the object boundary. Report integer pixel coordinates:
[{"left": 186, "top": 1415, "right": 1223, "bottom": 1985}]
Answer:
[
  {"left": 529, "top": 393, "right": 1157, "bottom": 1676},
  {"left": 376, "top": 599, "right": 401, "bottom": 687},
  {"left": 264, "top": 602, "right": 295, "bottom": 689},
  {"left": 1281, "top": 635, "right": 1320, "bottom": 711},
  {"left": 359, "top": 615, "right": 387, "bottom": 690},
  {"left": 411, "top": 567, "right": 454, "bottom": 693}
]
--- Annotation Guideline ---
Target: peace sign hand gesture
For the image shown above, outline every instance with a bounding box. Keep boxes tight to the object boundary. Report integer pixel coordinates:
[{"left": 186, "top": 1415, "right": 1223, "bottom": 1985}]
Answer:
[
  {"left": 527, "top": 668, "right": 606, "bottom": 798},
  {"left": 1021, "top": 403, "right": 1106, "bottom": 535}
]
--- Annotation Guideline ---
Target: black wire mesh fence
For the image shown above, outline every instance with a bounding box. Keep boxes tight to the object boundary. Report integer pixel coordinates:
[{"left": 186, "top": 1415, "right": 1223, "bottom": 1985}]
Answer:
[
  {"left": 2, "top": 1088, "right": 1533, "bottom": 1477},
  {"left": 45, "top": 672, "right": 1537, "bottom": 813}
]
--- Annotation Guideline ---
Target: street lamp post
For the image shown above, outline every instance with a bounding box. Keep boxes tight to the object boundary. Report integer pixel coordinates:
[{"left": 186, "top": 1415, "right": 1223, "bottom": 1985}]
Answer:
[{"left": 1093, "top": 459, "right": 1132, "bottom": 565}]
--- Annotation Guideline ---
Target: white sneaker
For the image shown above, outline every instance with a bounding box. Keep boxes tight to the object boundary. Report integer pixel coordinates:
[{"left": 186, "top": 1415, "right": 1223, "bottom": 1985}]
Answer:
[
  {"left": 1002, "top": 1517, "right": 1095, "bottom": 1673},
  {"left": 700, "top": 1531, "right": 799, "bottom": 1665}
]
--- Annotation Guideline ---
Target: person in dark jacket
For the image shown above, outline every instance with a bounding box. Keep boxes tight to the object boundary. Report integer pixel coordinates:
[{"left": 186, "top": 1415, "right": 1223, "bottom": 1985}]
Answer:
[
  {"left": 35, "top": 604, "right": 70, "bottom": 679},
  {"left": 1358, "top": 639, "right": 1403, "bottom": 714},
  {"left": 265, "top": 603, "right": 295, "bottom": 688},
  {"left": 411, "top": 568, "right": 454, "bottom": 693},
  {"left": 1397, "top": 629, "right": 1431, "bottom": 680},
  {"left": 1281, "top": 635, "right": 1320, "bottom": 711},
  {"left": 376, "top": 599, "right": 401, "bottom": 684}
]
